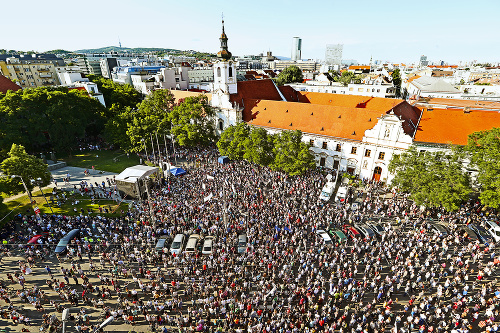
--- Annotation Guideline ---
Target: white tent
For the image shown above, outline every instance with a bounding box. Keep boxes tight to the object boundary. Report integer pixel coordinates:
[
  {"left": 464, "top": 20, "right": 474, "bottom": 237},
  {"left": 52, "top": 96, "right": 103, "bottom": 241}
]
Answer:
[{"left": 116, "top": 165, "right": 159, "bottom": 199}]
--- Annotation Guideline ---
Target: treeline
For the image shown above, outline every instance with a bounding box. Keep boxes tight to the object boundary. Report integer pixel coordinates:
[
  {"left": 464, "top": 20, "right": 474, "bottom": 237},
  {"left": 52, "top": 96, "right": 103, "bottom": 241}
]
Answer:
[
  {"left": 217, "top": 123, "right": 315, "bottom": 176},
  {"left": 389, "top": 128, "right": 500, "bottom": 211}
]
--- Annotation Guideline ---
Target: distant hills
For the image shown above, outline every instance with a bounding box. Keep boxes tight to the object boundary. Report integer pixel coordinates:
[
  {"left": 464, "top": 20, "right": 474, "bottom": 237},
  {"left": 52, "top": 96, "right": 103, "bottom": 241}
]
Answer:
[{"left": 73, "top": 46, "right": 180, "bottom": 54}]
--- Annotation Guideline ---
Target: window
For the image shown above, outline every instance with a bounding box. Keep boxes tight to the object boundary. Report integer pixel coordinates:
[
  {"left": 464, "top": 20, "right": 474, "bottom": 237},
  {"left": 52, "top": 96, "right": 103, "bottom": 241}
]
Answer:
[
  {"left": 229, "top": 66, "right": 233, "bottom": 77},
  {"left": 358, "top": 88, "right": 363, "bottom": 92},
  {"left": 336, "top": 144, "right": 341, "bottom": 152},
  {"left": 351, "top": 147, "right": 357, "bottom": 154},
  {"left": 217, "top": 67, "right": 221, "bottom": 77},
  {"left": 319, "top": 157, "right": 326, "bottom": 167},
  {"left": 364, "top": 149, "right": 371, "bottom": 157},
  {"left": 218, "top": 120, "right": 224, "bottom": 131},
  {"left": 309, "top": 139, "right": 314, "bottom": 147},
  {"left": 349, "top": 88, "right": 354, "bottom": 91},
  {"left": 362, "top": 160, "right": 368, "bottom": 169},
  {"left": 333, "top": 160, "right": 339, "bottom": 169},
  {"left": 378, "top": 152, "right": 385, "bottom": 160},
  {"left": 322, "top": 141, "right": 327, "bottom": 149}
]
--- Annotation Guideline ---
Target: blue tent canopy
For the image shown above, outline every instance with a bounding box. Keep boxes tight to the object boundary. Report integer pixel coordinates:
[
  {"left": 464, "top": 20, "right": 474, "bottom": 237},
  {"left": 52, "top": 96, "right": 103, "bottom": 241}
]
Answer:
[
  {"left": 170, "top": 167, "right": 186, "bottom": 176},
  {"left": 218, "top": 156, "right": 230, "bottom": 164}
]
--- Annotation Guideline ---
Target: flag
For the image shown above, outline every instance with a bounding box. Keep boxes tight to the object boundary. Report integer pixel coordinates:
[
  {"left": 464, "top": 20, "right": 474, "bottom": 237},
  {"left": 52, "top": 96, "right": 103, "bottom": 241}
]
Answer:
[{"left": 207, "top": 175, "right": 214, "bottom": 180}]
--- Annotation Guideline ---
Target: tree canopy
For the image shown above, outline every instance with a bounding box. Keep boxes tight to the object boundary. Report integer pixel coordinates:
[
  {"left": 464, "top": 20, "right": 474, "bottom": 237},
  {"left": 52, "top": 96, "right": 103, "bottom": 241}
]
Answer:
[
  {"left": 0, "top": 144, "right": 51, "bottom": 195},
  {"left": 243, "top": 127, "right": 275, "bottom": 166},
  {"left": 168, "top": 95, "right": 216, "bottom": 146},
  {"left": 271, "top": 130, "right": 316, "bottom": 176},
  {"left": 467, "top": 127, "right": 500, "bottom": 208},
  {"left": 275, "top": 66, "right": 303, "bottom": 86},
  {"left": 216, "top": 122, "right": 250, "bottom": 160},
  {"left": 0, "top": 86, "right": 105, "bottom": 158},
  {"left": 87, "top": 75, "right": 142, "bottom": 111},
  {"left": 388, "top": 147, "right": 472, "bottom": 211},
  {"left": 391, "top": 69, "right": 402, "bottom": 97}
]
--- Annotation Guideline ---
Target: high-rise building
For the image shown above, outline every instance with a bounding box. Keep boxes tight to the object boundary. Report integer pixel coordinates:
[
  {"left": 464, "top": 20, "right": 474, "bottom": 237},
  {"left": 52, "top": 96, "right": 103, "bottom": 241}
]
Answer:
[
  {"left": 325, "top": 44, "right": 343, "bottom": 66},
  {"left": 419, "top": 55, "right": 428, "bottom": 67},
  {"left": 291, "top": 37, "right": 302, "bottom": 61}
]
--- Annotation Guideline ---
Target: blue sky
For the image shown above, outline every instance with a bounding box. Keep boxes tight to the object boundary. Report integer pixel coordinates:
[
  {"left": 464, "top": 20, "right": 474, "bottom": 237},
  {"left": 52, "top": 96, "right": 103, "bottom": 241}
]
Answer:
[{"left": 2, "top": 0, "right": 499, "bottom": 64}]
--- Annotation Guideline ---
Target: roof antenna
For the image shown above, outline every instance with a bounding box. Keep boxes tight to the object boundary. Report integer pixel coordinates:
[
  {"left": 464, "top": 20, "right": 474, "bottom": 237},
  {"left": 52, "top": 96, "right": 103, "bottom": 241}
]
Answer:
[{"left": 118, "top": 36, "right": 122, "bottom": 48}]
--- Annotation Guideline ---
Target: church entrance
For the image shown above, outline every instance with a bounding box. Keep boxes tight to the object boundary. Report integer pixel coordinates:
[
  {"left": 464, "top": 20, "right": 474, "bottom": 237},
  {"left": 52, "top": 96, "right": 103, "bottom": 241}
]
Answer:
[{"left": 372, "top": 166, "right": 382, "bottom": 181}]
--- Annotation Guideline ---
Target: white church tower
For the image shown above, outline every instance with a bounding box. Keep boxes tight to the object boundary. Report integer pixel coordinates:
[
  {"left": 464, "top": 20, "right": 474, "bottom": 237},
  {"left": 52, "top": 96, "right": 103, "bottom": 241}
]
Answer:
[{"left": 211, "top": 19, "right": 241, "bottom": 132}]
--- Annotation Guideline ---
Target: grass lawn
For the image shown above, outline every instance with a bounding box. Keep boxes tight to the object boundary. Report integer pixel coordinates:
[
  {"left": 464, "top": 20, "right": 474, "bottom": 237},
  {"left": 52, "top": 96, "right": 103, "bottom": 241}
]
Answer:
[
  {"left": 0, "top": 189, "right": 130, "bottom": 222},
  {"left": 62, "top": 149, "right": 141, "bottom": 173}
]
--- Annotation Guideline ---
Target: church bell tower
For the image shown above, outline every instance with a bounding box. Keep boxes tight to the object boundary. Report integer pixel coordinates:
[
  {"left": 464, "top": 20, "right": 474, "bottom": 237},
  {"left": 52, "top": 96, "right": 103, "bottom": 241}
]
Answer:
[{"left": 212, "top": 19, "right": 237, "bottom": 110}]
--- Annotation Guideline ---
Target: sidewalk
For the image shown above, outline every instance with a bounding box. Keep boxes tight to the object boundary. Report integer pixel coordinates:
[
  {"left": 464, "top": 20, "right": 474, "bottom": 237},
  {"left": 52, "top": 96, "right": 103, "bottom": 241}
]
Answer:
[{"left": 4, "top": 166, "right": 119, "bottom": 203}]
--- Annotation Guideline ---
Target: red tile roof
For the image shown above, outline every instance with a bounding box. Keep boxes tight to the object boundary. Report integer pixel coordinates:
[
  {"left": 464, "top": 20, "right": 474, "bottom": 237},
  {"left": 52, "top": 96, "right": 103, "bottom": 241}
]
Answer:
[
  {"left": 297, "top": 91, "right": 405, "bottom": 110},
  {"left": 417, "top": 98, "right": 500, "bottom": 111},
  {"left": 0, "top": 75, "right": 21, "bottom": 94},
  {"left": 245, "top": 99, "right": 390, "bottom": 140},
  {"left": 414, "top": 108, "right": 500, "bottom": 145},
  {"left": 230, "top": 79, "right": 284, "bottom": 107}
]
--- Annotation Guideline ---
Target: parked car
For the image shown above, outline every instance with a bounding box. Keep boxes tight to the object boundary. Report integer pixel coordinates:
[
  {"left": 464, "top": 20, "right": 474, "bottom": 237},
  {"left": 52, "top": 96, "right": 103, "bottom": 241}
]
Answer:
[
  {"left": 355, "top": 224, "right": 375, "bottom": 239},
  {"left": 202, "top": 236, "right": 215, "bottom": 255},
  {"left": 316, "top": 229, "right": 333, "bottom": 245},
  {"left": 237, "top": 234, "right": 247, "bottom": 254},
  {"left": 343, "top": 225, "right": 361, "bottom": 239},
  {"left": 319, "top": 182, "right": 336, "bottom": 201},
  {"left": 184, "top": 234, "right": 201, "bottom": 254},
  {"left": 457, "top": 226, "right": 479, "bottom": 242},
  {"left": 335, "top": 186, "right": 348, "bottom": 202},
  {"left": 170, "top": 233, "right": 185, "bottom": 255},
  {"left": 54, "top": 229, "right": 80, "bottom": 254},
  {"left": 155, "top": 236, "right": 171, "bottom": 253},
  {"left": 428, "top": 223, "right": 449, "bottom": 236},
  {"left": 485, "top": 221, "right": 500, "bottom": 242},
  {"left": 468, "top": 224, "right": 493, "bottom": 245},
  {"left": 366, "top": 223, "right": 385, "bottom": 238},
  {"left": 329, "top": 230, "right": 347, "bottom": 244}
]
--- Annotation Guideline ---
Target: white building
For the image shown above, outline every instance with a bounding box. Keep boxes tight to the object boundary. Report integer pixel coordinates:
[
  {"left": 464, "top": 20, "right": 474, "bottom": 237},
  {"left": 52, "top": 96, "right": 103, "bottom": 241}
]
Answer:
[
  {"left": 57, "top": 72, "right": 106, "bottom": 106},
  {"left": 404, "top": 76, "right": 460, "bottom": 99}
]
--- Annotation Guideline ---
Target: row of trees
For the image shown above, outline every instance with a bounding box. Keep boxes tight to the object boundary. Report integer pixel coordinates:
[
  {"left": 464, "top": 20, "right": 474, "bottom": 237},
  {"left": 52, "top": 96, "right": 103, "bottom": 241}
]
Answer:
[
  {"left": 217, "top": 123, "right": 315, "bottom": 175},
  {"left": 389, "top": 128, "right": 500, "bottom": 211},
  {"left": 0, "top": 76, "right": 218, "bottom": 161}
]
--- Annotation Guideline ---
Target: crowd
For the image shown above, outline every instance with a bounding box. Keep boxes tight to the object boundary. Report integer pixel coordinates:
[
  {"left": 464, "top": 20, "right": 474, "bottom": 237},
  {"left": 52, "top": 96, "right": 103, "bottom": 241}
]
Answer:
[{"left": 0, "top": 146, "right": 499, "bottom": 333}]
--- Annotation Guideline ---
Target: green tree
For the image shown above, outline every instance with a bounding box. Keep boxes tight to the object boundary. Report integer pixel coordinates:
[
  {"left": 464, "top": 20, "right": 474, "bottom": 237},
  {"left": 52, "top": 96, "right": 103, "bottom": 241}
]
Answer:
[
  {"left": 125, "top": 89, "right": 175, "bottom": 152},
  {"left": 0, "top": 87, "right": 105, "bottom": 158},
  {"left": 271, "top": 130, "right": 316, "bottom": 175},
  {"left": 86, "top": 74, "right": 142, "bottom": 110},
  {"left": 243, "top": 127, "right": 275, "bottom": 166},
  {"left": 0, "top": 144, "right": 51, "bottom": 195},
  {"left": 391, "top": 69, "right": 402, "bottom": 97},
  {"left": 467, "top": 128, "right": 500, "bottom": 208},
  {"left": 388, "top": 147, "right": 472, "bottom": 211},
  {"left": 216, "top": 122, "right": 250, "bottom": 160},
  {"left": 275, "top": 66, "right": 303, "bottom": 86},
  {"left": 168, "top": 95, "right": 216, "bottom": 146}
]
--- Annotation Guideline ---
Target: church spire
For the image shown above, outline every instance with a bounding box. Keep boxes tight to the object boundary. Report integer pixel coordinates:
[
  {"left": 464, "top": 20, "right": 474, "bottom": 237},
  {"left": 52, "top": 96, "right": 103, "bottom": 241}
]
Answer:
[{"left": 217, "top": 18, "right": 232, "bottom": 61}]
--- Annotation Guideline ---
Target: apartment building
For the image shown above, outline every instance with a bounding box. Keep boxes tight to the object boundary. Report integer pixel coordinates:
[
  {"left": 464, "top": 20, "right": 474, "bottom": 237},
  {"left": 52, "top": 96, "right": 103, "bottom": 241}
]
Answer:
[{"left": 0, "top": 54, "right": 63, "bottom": 88}]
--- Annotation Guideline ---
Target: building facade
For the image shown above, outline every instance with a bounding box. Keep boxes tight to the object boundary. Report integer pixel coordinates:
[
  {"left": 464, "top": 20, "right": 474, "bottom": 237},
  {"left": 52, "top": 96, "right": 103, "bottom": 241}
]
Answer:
[{"left": 0, "top": 54, "right": 62, "bottom": 88}]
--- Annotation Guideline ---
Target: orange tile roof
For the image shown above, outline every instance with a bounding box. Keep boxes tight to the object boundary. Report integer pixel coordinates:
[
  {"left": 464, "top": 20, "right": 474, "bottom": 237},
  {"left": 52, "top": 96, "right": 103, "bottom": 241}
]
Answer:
[
  {"left": 244, "top": 99, "right": 391, "bottom": 140},
  {"left": 230, "top": 79, "right": 284, "bottom": 106},
  {"left": 414, "top": 108, "right": 500, "bottom": 145},
  {"left": 297, "top": 91, "right": 404, "bottom": 110},
  {"left": 348, "top": 65, "right": 370, "bottom": 70},
  {"left": 420, "top": 98, "right": 500, "bottom": 111},
  {"left": 406, "top": 75, "right": 421, "bottom": 83}
]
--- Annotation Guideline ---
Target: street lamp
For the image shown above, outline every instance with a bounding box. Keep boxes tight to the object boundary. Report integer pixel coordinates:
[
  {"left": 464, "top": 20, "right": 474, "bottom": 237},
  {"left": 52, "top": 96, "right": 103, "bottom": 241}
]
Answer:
[
  {"left": 141, "top": 138, "right": 148, "bottom": 162},
  {"left": 31, "top": 177, "right": 53, "bottom": 214}
]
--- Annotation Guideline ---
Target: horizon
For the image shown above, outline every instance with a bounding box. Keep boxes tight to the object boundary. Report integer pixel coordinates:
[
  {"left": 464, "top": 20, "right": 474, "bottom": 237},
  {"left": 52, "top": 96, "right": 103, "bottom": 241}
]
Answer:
[{"left": 2, "top": 0, "right": 499, "bottom": 64}]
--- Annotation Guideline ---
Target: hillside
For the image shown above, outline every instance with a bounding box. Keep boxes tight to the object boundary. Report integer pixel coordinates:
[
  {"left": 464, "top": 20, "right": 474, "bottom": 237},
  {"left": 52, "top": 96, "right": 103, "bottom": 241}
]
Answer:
[{"left": 74, "top": 46, "right": 180, "bottom": 54}]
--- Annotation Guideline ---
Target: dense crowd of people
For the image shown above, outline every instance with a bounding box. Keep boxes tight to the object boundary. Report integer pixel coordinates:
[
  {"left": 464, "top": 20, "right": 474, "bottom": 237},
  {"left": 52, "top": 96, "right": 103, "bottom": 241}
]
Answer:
[{"left": 0, "top": 146, "right": 499, "bottom": 333}]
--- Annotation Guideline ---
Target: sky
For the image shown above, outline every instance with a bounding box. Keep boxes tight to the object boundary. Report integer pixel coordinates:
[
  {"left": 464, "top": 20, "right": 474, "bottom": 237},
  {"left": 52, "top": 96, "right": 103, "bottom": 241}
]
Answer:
[{"left": 2, "top": 0, "right": 499, "bottom": 64}]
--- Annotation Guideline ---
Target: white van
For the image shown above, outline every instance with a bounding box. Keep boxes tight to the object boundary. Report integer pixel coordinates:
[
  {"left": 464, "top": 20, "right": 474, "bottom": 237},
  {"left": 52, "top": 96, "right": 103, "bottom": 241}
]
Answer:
[
  {"left": 485, "top": 221, "right": 500, "bottom": 242},
  {"left": 184, "top": 234, "right": 201, "bottom": 254},
  {"left": 170, "top": 233, "right": 185, "bottom": 255},
  {"left": 335, "top": 186, "right": 348, "bottom": 202},
  {"left": 319, "top": 182, "right": 336, "bottom": 201}
]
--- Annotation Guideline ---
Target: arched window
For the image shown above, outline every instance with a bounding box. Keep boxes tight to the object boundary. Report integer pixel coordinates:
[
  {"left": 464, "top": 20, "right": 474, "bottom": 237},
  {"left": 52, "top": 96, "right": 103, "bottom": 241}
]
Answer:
[
  {"left": 229, "top": 66, "right": 233, "bottom": 77},
  {"left": 217, "top": 67, "right": 221, "bottom": 78},
  {"left": 219, "top": 120, "right": 224, "bottom": 131}
]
